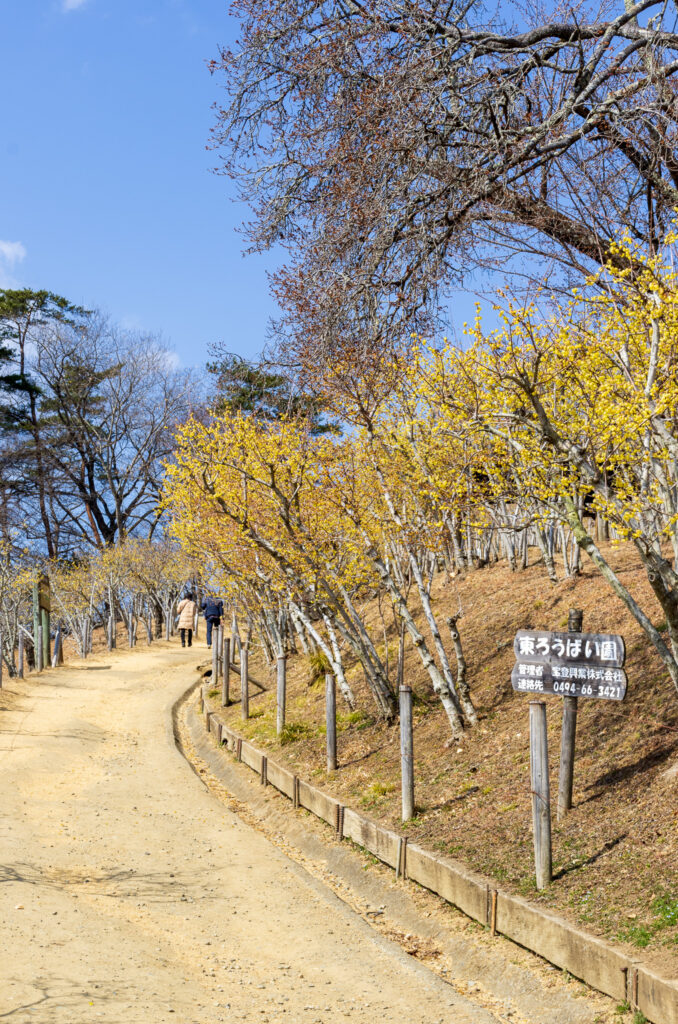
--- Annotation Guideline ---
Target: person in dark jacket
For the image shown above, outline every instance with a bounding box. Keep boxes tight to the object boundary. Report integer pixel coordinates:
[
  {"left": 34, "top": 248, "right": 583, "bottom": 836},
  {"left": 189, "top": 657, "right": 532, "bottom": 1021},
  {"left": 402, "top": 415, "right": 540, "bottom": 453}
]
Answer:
[{"left": 201, "top": 596, "right": 224, "bottom": 648}]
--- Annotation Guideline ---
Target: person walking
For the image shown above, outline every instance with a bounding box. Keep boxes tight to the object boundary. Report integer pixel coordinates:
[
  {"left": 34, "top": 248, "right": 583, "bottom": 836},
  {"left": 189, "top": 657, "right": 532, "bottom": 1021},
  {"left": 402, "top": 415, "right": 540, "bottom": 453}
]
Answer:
[
  {"left": 176, "top": 592, "right": 197, "bottom": 648},
  {"left": 201, "top": 595, "right": 224, "bottom": 648}
]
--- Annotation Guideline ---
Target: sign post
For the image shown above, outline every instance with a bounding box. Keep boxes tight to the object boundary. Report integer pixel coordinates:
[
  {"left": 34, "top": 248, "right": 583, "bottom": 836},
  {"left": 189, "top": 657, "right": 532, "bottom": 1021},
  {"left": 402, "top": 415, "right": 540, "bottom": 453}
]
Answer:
[
  {"left": 530, "top": 701, "right": 552, "bottom": 890},
  {"left": 558, "top": 609, "right": 582, "bottom": 820},
  {"left": 512, "top": 616, "right": 626, "bottom": 887}
]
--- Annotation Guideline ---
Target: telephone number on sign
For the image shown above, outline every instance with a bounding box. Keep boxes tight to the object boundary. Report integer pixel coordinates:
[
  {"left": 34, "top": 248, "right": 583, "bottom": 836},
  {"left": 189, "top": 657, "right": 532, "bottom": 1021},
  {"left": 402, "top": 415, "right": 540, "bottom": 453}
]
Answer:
[
  {"left": 552, "top": 680, "right": 624, "bottom": 699},
  {"left": 512, "top": 675, "right": 626, "bottom": 700}
]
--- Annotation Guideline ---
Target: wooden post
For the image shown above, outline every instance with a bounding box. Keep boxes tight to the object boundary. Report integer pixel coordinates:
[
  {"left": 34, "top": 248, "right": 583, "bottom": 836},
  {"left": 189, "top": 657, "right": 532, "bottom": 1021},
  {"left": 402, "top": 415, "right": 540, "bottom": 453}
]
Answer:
[
  {"left": 222, "top": 636, "right": 231, "bottom": 707},
  {"left": 276, "top": 656, "right": 287, "bottom": 736},
  {"left": 37, "top": 624, "right": 44, "bottom": 672},
  {"left": 396, "top": 836, "right": 407, "bottom": 880},
  {"left": 18, "top": 631, "right": 24, "bottom": 678},
  {"left": 32, "top": 580, "right": 39, "bottom": 659},
  {"left": 557, "top": 608, "right": 582, "bottom": 821},
  {"left": 240, "top": 644, "right": 249, "bottom": 720},
  {"left": 212, "top": 635, "right": 219, "bottom": 685},
  {"left": 529, "top": 700, "right": 552, "bottom": 889},
  {"left": 40, "top": 607, "right": 50, "bottom": 667},
  {"left": 399, "top": 685, "right": 415, "bottom": 822},
  {"left": 51, "top": 626, "right": 62, "bottom": 668},
  {"left": 110, "top": 603, "right": 117, "bottom": 648},
  {"left": 325, "top": 671, "right": 337, "bottom": 771},
  {"left": 232, "top": 611, "right": 241, "bottom": 665}
]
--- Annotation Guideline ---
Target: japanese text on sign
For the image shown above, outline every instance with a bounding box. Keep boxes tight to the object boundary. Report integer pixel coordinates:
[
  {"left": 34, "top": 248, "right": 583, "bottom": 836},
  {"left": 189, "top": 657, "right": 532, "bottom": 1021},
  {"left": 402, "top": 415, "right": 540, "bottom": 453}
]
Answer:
[
  {"left": 513, "top": 630, "right": 625, "bottom": 668},
  {"left": 511, "top": 629, "right": 627, "bottom": 701}
]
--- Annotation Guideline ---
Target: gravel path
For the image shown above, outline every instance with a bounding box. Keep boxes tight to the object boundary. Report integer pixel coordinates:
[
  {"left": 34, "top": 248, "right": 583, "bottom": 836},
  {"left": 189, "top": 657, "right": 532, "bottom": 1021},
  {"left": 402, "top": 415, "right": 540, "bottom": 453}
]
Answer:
[{"left": 0, "top": 643, "right": 504, "bottom": 1024}]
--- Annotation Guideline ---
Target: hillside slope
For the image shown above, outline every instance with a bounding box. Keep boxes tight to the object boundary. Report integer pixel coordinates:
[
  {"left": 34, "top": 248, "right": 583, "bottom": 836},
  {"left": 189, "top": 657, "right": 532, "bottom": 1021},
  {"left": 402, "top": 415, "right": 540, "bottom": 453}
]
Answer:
[{"left": 219, "top": 543, "right": 678, "bottom": 978}]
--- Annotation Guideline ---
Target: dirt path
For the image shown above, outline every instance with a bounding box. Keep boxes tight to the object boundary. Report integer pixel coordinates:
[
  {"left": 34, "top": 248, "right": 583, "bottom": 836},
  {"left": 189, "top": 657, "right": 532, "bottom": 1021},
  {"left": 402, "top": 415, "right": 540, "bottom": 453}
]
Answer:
[{"left": 0, "top": 643, "right": 509, "bottom": 1024}]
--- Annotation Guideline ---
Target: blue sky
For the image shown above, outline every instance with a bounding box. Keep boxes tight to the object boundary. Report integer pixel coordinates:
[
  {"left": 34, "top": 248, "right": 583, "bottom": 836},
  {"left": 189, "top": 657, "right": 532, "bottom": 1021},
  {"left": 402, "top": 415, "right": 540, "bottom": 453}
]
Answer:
[
  {"left": 1, "top": 1, "right": 501, "bottom": 371},
  {"left": 1, "top": 0, "right": 281, "bottom": 367}
]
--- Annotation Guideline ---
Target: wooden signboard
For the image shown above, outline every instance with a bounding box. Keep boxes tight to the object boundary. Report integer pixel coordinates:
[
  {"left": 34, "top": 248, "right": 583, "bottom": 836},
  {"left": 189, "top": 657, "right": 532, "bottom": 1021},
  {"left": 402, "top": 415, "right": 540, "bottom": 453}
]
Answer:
[
  {"left": 38, "top": 575, "right": 51, "bottom": 613},
  {"left": 512, "top": 629, "right": 626, "bottom": 702},
  {"left": 511, "top": 664, "right": 626, "bottom": 700}
]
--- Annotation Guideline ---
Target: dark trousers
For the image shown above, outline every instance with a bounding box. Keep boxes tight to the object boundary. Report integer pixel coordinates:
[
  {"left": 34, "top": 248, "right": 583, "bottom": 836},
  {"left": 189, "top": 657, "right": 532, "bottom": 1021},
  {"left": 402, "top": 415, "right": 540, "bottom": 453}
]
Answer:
[
  {"left": 206, "top": 618, "right": 221, "bottom": 646},
  {"left": 180, "top": 628, "right": 192, "bottom": 647}
]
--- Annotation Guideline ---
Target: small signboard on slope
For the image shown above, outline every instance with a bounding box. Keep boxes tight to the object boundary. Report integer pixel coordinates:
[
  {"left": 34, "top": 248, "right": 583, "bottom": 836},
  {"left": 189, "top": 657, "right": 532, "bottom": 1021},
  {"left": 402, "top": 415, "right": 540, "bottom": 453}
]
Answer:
[{"left": 511, "top": 629, "right": 626, "bottom": 701}]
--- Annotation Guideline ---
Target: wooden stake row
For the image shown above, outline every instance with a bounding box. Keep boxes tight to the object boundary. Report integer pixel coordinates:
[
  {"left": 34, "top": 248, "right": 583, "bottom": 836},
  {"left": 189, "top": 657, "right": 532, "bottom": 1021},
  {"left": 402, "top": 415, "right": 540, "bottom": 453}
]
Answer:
[{"left": 224, "top": 649, "right": 416, "bottom": 820}]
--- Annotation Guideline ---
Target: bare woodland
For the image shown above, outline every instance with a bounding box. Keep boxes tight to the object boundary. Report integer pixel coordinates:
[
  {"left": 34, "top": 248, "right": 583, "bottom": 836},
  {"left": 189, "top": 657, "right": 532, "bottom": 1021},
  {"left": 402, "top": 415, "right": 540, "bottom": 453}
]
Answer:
[{"left": 211, "top": 0, "right": 678, "bottom": 356}]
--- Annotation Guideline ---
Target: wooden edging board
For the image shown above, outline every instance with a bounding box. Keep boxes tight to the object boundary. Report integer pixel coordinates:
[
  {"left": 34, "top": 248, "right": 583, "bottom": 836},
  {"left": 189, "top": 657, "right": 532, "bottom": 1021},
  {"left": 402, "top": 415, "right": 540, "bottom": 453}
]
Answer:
[{"left": 198, "top": 685, "right": 678, "bottom": 1024}]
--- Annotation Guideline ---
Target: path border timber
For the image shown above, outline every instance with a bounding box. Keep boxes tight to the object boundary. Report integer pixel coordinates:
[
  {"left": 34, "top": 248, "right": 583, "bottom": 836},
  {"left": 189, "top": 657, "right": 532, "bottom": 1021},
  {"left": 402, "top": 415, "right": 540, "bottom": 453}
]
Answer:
[{"left": 194, "top": 681, "right": 678, "bottom": 1024}]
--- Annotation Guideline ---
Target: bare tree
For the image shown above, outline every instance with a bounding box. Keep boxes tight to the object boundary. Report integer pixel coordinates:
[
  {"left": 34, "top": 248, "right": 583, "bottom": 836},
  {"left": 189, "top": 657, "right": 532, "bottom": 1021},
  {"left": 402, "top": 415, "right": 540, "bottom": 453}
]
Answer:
[
  {"left": 212, "top": 0, "right": 678, "bottom": 358},
  {"left": 10, "top": 315, "right": 197, "bottom": 553}
]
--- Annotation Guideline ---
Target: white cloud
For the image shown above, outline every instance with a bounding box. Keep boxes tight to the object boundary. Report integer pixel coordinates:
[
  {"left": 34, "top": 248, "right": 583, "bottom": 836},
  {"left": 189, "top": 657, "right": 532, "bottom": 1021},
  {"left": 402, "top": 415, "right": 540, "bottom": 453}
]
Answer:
[
  {"left": 62, "top": 0, "right": 89, "bottom": 11},
  {"left": 0, "top": 240, "right": 26, "bottom": 288},
  {"left": 161, "top": 350, "right": 181, "bottom": 370},
  {"left": 0, "top": 241, "right": 26, "bottom": 265}
]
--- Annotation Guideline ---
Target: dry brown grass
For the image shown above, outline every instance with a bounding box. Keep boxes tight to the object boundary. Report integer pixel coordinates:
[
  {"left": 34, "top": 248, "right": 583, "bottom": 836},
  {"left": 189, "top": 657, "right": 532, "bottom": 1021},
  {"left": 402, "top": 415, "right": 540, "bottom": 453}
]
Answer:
[{"left": 221, "top": 541, "right": 678, "bottom": 977}]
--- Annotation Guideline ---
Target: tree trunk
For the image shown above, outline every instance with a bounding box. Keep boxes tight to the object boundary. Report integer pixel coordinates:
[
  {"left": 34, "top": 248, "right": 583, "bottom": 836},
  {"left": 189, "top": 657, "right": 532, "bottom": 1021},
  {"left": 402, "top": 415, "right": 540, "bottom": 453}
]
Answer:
[
  {"left": 366, "top": 545, "right": 465, "bottom": 737},
  {"left": 408, "top": 549, "right": 477, "bottom": 726},
  {"left": 565, "top": 497, "right": 678, "bottom": 694}
]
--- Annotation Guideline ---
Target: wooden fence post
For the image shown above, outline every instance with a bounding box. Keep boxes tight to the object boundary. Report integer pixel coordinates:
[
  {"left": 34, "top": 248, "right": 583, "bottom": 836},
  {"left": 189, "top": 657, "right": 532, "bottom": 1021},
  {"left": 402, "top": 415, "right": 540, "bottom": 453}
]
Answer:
[
  {"left": 18, "top": 631, "right": 24, "bottom": 678},
  {"left": 277, "top": 656, "right": 287, "bottom": 737},
  {"left": 32, "top": 580, "right": 39, "bottom": 661},
  {"left": 530, "top": 700, "right": 552, "bottom": 889},
  {"left": 222, "top": 636, "right": 231, "bottom": 707},
  {"left": 232, "top": 612, "right": 241, "bottom": 665},
  {"left": 37, "top": 624, "right": 44, "bottom": 672},
  {"left": 51, "top": 626, "right": 62, "bottom": 668},
  {"left": 325, "top": 671, "right": 337, "bottom": 771},
  {"left": 241, "top": 644, "right": 249, "bottom": 720},
  {"left": 212, "top": 631, "right": 220, "bottom": 685},
  {"left": 400, "top": 685, "right": 415, "bottom": 822},
  {"left": 40, "top": 606, "right": 50, "bottom": 667},
  {"left": 557, "top": 608, "right": 582, "bottom": 820}
]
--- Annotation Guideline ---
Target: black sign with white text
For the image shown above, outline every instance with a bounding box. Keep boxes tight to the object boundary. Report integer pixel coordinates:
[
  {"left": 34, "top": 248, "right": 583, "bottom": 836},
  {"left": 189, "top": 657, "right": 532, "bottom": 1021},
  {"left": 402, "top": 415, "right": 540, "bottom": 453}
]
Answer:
[{"left": 512, "top": 629, "right": 627, "bottom": 701}]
